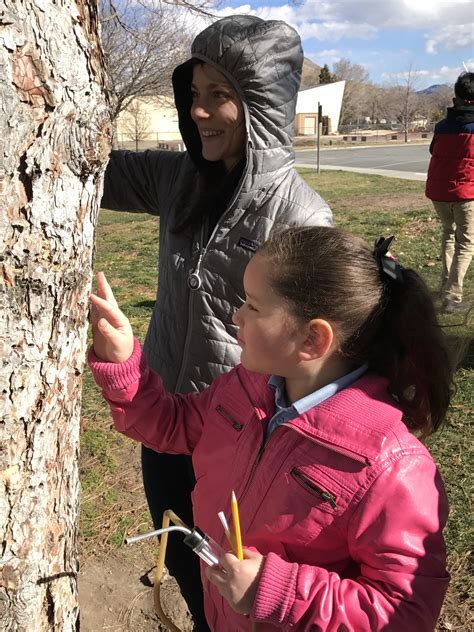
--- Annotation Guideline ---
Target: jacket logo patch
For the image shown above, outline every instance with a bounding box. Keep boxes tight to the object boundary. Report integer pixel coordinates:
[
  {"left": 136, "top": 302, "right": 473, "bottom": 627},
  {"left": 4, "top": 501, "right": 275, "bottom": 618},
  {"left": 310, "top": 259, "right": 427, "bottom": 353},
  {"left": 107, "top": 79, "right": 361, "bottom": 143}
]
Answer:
[{"left": 238, "top": 237, "right": 260, "bottom": 252}]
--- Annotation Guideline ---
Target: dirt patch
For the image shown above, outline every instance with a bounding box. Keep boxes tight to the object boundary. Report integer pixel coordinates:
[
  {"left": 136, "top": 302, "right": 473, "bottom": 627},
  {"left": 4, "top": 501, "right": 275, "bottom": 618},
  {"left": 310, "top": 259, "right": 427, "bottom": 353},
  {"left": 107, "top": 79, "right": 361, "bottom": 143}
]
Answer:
[
  {"left": 79, "top": 434, "right": 193, "bottom": 631},
  {"left": 78, "top": 545, "right": 192, "bottom": 631}
]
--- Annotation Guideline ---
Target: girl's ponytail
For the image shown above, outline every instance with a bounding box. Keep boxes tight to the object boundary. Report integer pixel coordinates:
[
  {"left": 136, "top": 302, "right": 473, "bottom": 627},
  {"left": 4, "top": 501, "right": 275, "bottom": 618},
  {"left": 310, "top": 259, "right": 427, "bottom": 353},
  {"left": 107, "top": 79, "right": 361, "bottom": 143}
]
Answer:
[{"left": 371, "top": 266, "right": 453, "bottom": 438}]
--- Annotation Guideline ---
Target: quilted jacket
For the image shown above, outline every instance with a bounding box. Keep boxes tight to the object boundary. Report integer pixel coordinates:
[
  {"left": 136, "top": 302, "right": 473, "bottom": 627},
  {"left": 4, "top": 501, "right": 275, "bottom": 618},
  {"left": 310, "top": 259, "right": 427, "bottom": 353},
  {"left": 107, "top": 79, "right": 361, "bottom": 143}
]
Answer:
[
  {"left": 89, "top": 339, "right": 449, "bottom": 631},
  {"left": 101, "top": 15, "right": 333, "bottom": 394}
]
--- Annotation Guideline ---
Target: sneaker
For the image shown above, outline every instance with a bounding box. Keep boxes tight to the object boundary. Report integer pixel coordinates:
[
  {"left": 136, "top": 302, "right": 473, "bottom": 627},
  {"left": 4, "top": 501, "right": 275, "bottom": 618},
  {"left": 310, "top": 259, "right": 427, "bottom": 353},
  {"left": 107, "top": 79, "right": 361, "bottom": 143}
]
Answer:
[{"left": 442, "top": 298, "right": 471, "bottom": 313}]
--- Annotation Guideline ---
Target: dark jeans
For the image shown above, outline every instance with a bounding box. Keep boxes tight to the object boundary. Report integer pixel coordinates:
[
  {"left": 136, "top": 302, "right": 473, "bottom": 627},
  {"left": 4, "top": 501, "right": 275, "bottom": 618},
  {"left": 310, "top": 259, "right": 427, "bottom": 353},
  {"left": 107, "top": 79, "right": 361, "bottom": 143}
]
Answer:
[{"left": 141, "top": 446, "right": 211, "bottom": 632}]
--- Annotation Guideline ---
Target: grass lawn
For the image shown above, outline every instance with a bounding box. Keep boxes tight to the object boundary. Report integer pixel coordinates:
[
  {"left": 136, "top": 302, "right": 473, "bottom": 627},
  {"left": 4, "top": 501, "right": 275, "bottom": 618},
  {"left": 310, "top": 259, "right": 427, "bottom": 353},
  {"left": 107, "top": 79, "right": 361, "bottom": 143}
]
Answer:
[{"left": 81, "top": 169, "right": 473, "bottom": 630}]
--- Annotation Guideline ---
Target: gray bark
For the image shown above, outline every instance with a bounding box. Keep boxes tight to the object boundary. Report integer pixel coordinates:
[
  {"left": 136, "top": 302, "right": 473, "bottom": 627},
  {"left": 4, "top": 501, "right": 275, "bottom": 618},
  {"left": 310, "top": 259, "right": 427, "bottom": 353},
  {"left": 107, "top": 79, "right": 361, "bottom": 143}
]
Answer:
[{"left": 0, "top": 1, "right": 111, "bottom": 629}]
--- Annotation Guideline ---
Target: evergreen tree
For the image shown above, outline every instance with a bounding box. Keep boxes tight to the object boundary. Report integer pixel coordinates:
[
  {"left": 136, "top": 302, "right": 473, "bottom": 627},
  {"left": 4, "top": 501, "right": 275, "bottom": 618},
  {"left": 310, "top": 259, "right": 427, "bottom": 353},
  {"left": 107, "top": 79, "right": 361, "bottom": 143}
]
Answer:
[{"left": 319, "top": 64, "right": 334, "bottom": 84}]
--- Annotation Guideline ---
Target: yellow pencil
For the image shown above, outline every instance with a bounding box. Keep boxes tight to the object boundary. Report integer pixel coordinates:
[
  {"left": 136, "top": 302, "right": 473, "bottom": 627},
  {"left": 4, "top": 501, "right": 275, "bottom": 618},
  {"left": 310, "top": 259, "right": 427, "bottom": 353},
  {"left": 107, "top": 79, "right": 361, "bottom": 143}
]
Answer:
[{"left": 231, "top": 490, "right": 244, "bottom": 561}]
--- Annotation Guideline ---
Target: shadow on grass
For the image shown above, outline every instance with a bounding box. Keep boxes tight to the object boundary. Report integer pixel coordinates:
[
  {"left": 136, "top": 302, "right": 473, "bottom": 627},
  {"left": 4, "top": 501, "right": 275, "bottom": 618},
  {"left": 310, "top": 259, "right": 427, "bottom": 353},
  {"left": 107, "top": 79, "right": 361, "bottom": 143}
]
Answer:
[
  {"left": 132, "top": 300, "right": 156, "bottom": 309},
  {"left": 446, "top": 335, "right": 473, "bottom": 370}
]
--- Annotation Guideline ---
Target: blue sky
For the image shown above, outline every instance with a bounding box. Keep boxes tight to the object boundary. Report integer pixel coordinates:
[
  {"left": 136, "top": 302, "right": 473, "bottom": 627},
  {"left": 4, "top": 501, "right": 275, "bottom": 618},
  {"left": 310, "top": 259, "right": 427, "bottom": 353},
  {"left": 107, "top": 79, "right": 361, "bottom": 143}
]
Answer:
[{"left": 208, "top": 0, "right": 473, "bottom": 89}]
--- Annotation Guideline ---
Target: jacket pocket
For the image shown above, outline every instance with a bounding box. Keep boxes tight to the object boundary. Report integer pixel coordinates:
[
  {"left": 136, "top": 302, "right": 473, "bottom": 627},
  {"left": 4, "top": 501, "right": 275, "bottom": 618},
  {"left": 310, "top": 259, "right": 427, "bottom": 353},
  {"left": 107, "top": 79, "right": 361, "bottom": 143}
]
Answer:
[
  {"left": 290, "top": 467, "right": 338, "bottom": 512},
  {"left": 215, "top": 404, "right": 244, "bottom": 431}
]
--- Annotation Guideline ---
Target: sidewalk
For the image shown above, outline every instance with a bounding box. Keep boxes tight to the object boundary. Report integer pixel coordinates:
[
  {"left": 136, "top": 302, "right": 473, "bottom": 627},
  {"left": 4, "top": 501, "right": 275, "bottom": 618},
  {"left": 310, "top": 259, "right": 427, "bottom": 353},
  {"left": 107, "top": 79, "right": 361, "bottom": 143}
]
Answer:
[{"left": 296, "top": 163, "right": 427, "bottom": 181}]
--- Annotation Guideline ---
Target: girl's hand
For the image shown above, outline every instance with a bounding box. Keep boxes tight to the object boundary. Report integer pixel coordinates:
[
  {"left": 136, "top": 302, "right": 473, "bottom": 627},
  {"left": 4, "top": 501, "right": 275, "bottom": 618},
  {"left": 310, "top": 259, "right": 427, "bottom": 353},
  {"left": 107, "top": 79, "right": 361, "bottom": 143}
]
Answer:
[
  {"left": 89, "top": 272, "right": 134, "bottom": 363},
  {"left": 206, "top": 549, "right": 265, "bottom": 615}
]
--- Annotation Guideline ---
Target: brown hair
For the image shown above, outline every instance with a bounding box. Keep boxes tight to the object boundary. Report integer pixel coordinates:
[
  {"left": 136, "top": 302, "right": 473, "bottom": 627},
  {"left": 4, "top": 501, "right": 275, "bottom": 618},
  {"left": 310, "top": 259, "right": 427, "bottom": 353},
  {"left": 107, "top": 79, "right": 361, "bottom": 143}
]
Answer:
[{"left": 260, "top": 226, "right": 454, "bottom": 438}]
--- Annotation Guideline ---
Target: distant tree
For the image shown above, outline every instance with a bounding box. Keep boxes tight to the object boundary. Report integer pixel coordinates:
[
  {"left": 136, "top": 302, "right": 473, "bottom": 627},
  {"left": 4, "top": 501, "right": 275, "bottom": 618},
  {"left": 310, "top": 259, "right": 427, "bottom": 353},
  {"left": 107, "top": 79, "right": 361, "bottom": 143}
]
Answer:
[
  {"left": 121, "top": 99, "right": 152, "bottom": 151},
  {"left": 318, "top": 64, "right": 334, "bottom": 84},
  {"left": 423, "top": 85, "right": 453, "bottom": 124},
  {"left": 359, "top": 83, "right": 384, "bottom": 123},
  {"left": 333, "top": 58, "right": 369, "bottom": 126},
  {"left": 389, "top": 66, "right": 422, "bottom": 141}
]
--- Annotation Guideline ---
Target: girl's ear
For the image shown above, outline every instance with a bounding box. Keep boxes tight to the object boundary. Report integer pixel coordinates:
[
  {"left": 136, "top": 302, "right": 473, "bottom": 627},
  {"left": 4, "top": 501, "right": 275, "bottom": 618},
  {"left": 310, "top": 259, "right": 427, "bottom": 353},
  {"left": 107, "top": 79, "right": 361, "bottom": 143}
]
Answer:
[{"left": 298, "top": 318, "right": 334, "bottom": 362}]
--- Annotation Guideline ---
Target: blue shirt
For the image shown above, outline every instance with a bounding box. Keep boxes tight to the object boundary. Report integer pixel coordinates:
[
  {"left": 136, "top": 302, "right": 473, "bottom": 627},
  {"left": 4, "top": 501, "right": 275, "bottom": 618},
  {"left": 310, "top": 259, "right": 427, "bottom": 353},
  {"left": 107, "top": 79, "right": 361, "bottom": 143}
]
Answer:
[{"left": 266, "top": 364, "right": 368, "bottom": 439}]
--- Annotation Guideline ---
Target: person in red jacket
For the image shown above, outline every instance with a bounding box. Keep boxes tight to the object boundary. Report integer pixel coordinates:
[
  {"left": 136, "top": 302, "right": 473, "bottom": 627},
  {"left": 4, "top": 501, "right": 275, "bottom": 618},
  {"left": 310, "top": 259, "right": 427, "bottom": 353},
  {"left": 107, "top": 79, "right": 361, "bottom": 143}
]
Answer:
[
  {"left": 89, "top": 227, "right": 452, "bottom": 631},
  {"left": 426, "top": 71, "right": 474, "bottom": 313}
]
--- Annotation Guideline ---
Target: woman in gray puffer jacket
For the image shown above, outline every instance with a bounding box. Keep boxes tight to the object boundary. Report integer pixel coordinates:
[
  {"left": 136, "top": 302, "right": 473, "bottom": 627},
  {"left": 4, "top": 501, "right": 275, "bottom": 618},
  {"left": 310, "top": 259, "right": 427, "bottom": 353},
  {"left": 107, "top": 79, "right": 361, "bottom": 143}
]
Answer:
[{"left": 101, "top": 14, "right": 332, "bottom": 631}]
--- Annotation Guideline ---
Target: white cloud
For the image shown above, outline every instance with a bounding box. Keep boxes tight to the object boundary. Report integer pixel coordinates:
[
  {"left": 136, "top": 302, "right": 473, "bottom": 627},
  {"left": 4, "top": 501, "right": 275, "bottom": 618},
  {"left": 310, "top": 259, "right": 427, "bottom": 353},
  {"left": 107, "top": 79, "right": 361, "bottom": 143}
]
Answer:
[
  {"left": 382, "top": 69, "right": 432, "bottom": 81},
  {"left": 425, "top": 23, "right": 474, "bottom": 54},
  {"left": 214, "top": 1, "right": 473, "bottom": 53},
  {"left": 310, "top": 49, "right": 343, "bottom": 59},
  {"left": 298, "top": 21, "right": 377, "bottom": 42},
  {"left": 307, "top": 49, "right": 343, "bottom": 65},
  {"left": 382, "top": 58, "right": 474, "bottom": 85}
]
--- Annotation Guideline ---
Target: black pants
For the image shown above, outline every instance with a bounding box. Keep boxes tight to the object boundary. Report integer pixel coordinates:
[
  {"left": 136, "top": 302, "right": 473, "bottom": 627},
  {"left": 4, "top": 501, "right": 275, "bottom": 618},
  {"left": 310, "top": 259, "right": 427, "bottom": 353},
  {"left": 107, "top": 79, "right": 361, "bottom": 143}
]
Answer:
[{"left": 141, "top": 446, "right": 211, "bottom": 632}]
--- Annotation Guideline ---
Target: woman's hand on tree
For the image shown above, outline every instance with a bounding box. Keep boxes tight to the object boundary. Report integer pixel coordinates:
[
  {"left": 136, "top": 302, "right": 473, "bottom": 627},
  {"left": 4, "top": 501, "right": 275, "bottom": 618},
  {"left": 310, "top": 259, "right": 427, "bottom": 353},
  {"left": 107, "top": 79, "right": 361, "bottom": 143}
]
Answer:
[
  {"left": 89, "top": 272, "right": 134, "bottom": 363},
  {"left": 206, "top": 548, "right": 265, "bottom": 615}
]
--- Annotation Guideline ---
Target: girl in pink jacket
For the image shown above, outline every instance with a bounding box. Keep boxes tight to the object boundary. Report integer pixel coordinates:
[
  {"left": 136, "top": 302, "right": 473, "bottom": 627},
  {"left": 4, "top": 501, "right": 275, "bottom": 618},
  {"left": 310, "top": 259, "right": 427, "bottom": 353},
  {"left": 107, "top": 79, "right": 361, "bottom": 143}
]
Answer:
[{"left": 89, "top": 226, "right": 452, "bottom": 631}]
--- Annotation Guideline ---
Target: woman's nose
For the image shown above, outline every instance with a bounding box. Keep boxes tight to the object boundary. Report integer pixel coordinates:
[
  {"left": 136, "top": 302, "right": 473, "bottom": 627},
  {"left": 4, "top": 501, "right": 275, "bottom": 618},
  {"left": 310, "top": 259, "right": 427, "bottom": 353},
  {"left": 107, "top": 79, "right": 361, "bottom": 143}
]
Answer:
[{"left": 191, "top": 102, "right": 210, "bottom": 120}]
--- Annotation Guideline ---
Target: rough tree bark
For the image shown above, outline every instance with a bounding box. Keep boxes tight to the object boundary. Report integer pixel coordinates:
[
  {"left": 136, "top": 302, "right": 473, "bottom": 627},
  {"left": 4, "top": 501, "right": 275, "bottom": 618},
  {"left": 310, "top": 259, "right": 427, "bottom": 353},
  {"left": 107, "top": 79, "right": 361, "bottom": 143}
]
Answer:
[{"left": 0, "top": 1, "right": 111, "bottom": 629}]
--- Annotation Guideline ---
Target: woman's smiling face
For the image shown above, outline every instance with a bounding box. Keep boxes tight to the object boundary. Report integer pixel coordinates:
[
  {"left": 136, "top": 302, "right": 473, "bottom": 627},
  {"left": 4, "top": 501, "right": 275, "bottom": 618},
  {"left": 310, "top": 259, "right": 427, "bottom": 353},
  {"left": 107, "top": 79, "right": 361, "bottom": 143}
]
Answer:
[{"left": 190, "top": 63, "right": 246, "bottom": 171}]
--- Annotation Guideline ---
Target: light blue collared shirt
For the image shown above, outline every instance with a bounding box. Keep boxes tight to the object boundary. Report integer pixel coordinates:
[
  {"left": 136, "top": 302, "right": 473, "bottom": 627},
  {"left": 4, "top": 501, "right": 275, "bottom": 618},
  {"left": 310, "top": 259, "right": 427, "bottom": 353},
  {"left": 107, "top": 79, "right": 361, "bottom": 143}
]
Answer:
[{"left": 266, "top": 363, "right": 369, "bottom": 439}]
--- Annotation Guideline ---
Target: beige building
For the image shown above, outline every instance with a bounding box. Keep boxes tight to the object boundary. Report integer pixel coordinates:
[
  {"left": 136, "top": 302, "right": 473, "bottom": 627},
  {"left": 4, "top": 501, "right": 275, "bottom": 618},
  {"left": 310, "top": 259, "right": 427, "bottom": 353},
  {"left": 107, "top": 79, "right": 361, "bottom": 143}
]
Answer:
[{"left": 116, "top": 96, "right": 182, "bottom": 149}]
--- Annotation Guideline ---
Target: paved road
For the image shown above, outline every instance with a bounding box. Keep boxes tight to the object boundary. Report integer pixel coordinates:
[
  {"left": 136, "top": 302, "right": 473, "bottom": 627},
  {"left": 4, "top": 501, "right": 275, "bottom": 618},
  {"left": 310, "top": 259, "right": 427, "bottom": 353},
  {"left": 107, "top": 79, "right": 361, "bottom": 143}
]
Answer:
[{"left": 295, "top": 143, "right": 431, "bottom": 180}]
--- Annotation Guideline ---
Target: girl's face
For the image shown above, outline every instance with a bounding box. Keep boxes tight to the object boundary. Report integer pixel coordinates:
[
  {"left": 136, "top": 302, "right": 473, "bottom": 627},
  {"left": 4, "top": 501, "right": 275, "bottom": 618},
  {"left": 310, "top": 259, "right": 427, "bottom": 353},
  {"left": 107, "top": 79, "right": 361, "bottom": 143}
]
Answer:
[
  {"left": 232, "top": 254, "right": 304, "bottom": 376},
  {"left": 190, "top": 64, "right": 246, "bottom": 171}
]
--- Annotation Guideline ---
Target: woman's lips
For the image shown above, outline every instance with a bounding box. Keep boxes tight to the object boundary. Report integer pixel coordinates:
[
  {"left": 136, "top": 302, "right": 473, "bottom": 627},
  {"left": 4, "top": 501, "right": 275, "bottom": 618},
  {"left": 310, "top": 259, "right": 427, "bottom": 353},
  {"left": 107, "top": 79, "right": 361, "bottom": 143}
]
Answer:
[{"left": 200, "top": 129, "right": 224, "bottom": 138}]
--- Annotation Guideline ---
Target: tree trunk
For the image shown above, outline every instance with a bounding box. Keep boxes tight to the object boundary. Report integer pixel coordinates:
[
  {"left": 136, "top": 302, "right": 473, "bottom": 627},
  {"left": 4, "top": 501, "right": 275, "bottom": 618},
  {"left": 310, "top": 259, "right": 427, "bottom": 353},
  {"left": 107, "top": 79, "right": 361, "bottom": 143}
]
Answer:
[{"left": 0, "top": 1, "right": 111, "bottom": 629}]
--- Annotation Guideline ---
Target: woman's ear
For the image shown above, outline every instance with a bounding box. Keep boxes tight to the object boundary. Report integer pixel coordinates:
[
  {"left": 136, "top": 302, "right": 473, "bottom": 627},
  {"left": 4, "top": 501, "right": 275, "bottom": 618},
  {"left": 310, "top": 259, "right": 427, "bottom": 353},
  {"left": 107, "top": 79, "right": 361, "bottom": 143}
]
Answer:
[{"left": 298, "top": 318, "right": 334, "bottom": 362}]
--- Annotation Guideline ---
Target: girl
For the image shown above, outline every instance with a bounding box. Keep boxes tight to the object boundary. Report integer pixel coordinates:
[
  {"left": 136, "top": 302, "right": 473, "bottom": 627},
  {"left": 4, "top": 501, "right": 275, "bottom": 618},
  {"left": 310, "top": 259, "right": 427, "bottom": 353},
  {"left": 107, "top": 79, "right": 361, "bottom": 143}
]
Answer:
[
  {"left": 101, "top": 16, "right": 332, "bottom": 626},
  {"left": 89, "top": 226, "right": 451, "bottom": 631}
]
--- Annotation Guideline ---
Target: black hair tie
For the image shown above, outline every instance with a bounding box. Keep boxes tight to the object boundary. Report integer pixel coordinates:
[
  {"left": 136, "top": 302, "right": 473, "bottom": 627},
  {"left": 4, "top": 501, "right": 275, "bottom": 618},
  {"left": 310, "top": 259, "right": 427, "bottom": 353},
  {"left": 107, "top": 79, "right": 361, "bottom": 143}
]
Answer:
[{"left": 374, "top": 236, "right": 404, "bottom": 283}]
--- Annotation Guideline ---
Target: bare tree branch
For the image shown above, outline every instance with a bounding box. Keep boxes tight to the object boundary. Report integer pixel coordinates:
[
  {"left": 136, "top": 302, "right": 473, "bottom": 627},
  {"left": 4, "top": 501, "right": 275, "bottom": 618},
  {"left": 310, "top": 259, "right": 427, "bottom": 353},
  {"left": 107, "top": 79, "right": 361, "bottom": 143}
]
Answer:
[{"left": 99, "top": 0, "right": 210, "bottom": 122}]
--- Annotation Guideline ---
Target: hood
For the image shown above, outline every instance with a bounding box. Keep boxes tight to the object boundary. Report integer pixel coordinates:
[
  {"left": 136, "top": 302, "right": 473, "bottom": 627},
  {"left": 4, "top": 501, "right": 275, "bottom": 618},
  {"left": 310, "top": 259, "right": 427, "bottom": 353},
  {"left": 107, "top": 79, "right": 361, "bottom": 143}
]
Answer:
[
  {"left": 447, "top": 104, "right": 474, "bottom": 125},
  {"left": 172, "top": 15, "right": 303, "bottom": 187}
]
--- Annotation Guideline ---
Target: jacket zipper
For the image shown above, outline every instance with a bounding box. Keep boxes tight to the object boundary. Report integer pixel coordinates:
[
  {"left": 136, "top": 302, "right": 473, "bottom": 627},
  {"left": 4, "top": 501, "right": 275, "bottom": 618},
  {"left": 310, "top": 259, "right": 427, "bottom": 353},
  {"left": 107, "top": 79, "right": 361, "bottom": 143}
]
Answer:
[
  {"left": 238, "top": 433, "right": 270, "bottom": 503},
  {"left": 175, "top": 226, "right": 206, "bottom": 391},
  {"left": 290, "top": 468, "right": 337, "bottom": 508},
  {"left": 215, "top": 405, "right": 244, "bottom": 430},
  {"left": 174, "top": 165, "right": 248, "bottom": 391}
]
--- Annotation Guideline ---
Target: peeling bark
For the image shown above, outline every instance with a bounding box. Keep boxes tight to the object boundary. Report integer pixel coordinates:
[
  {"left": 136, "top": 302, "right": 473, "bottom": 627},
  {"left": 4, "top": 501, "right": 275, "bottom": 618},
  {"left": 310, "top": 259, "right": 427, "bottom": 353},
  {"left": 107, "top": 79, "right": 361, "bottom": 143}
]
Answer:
[{"left": 0, "top": 1, "right": 111, "bottom": 629}]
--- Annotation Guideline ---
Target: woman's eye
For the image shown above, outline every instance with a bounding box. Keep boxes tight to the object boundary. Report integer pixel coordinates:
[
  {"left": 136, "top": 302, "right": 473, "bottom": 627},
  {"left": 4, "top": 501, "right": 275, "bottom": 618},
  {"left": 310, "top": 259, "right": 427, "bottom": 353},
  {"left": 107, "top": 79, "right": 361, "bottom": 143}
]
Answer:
[
  {"left": 214, "top": 91, "right": 231, "bottom": 100},
  {"left": 246, "top": 302, "right": 257, "bottom": 312},
  {"left": 191, "top": 90, "right": 199, "bottom": 99}
]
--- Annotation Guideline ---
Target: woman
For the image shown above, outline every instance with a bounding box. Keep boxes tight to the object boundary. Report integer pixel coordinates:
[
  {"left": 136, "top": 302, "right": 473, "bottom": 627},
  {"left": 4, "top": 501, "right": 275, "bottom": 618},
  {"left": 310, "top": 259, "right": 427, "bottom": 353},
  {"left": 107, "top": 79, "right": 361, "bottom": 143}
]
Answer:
[{"left": 101, "top": 14, "right": 332, "bottom": 630}]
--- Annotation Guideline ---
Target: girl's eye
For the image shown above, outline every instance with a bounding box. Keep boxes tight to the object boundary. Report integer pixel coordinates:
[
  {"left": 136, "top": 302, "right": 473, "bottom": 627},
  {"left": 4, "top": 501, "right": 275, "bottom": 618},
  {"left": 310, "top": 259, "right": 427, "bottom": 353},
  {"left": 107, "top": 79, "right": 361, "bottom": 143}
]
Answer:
[
  {"left": 246, "top": 302, "right": 257, "bottom": 312},
  {"left": 214, "top": 91, "right": 231, "bottom": 100},
  {"left": 191, "top": 90, "right": 199, "bottom": 99}
]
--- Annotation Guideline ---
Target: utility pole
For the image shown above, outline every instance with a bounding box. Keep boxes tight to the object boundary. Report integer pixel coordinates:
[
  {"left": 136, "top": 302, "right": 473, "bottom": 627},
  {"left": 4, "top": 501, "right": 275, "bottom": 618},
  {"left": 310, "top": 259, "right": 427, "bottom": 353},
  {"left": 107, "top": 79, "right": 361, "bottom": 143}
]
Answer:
[{"left": 317, "top": 102, "right": 322, "bottom": 174}]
